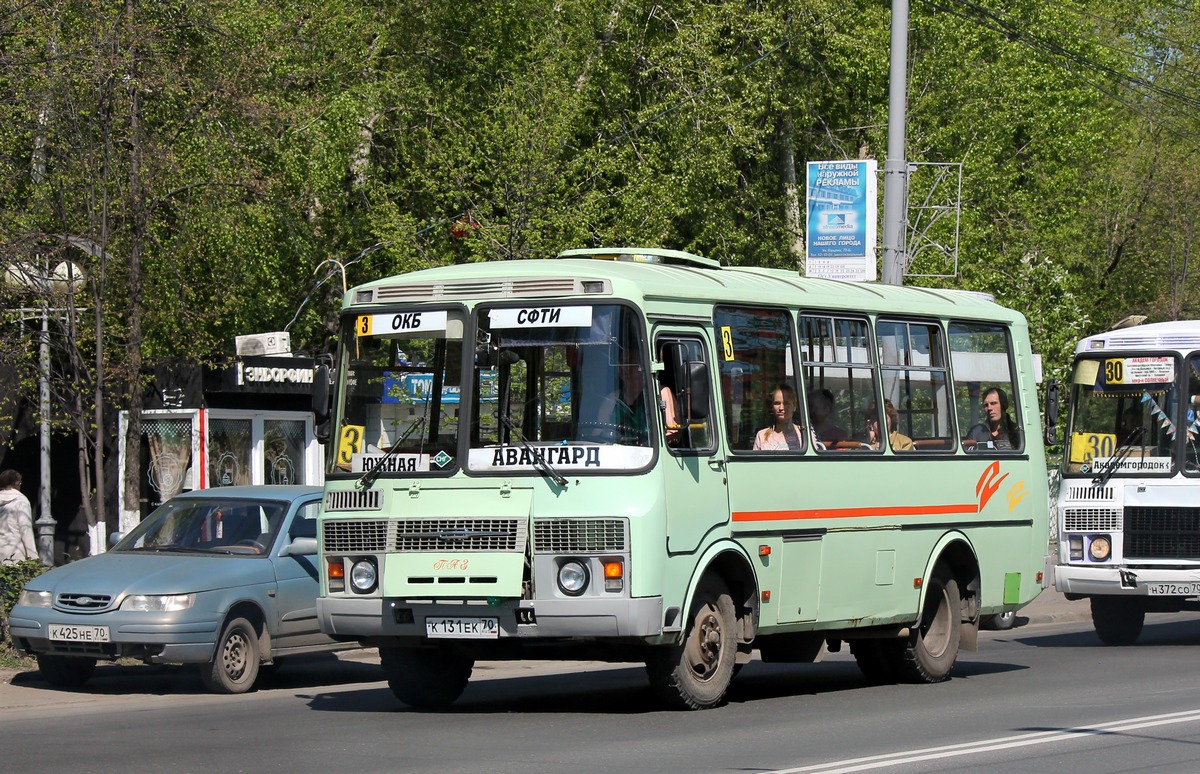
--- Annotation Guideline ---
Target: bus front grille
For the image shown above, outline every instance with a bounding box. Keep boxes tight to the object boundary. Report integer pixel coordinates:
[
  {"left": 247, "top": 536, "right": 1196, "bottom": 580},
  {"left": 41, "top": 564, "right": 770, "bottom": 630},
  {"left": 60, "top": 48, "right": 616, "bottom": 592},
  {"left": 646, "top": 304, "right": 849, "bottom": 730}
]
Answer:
[
  {"left": 323, "top": 519, "right": 389, "bottom": 552},
  {"left": 1063, "top": 508, "right": 1122, "bottom": 532},
  {"left": 395, "top": 519, "right": 526, "bottom": 551},
  {"left": 533, "top": 518, "right": 629, "bottom": 554},
  {"left": 1125, "top": 507, "right": 1200, "bottom": 559}
]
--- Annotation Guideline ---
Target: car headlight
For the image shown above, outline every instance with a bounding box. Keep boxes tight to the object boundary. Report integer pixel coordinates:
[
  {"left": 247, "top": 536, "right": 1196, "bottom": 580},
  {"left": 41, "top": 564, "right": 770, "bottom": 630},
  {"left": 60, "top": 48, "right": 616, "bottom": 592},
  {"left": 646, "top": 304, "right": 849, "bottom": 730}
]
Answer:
[
  {"left": 350, "top": 559, "right": 377, "bottom": 593},
  {"left": 18, "top": 589, "right": 53, "bottom": 608},
  {"left": 120, "top": 593, "right": 196, "bottom": 612},
  {"left": 557, "top": 559, "right": 589, "bottom": 596}
]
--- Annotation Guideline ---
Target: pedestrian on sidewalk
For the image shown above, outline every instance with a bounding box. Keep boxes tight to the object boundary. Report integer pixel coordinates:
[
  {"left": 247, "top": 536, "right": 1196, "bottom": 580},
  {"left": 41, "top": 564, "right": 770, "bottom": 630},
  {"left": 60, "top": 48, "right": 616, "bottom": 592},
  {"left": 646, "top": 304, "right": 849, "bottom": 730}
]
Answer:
[{"left": 0, "top": 470, "right": 36, "bottom": 564}]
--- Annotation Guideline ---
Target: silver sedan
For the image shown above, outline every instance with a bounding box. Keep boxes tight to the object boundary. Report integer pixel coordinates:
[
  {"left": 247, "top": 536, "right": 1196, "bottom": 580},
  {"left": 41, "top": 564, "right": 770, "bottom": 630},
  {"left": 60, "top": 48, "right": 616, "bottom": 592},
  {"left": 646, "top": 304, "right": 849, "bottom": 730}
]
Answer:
[{"left": 9, "top": 485, "right": 349, "bottom": 693}]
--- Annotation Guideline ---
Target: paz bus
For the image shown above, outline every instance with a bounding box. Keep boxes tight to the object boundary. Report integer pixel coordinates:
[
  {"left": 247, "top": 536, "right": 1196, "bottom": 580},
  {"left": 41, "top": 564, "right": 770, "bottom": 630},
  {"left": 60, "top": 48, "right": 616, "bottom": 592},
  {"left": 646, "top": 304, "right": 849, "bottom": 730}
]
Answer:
[
  {"left": 1054, "top": 320, "right": 1200, "bottom": 645},
  {"left": 314, "top": 247, "right": 1051, "bottom": 709}
]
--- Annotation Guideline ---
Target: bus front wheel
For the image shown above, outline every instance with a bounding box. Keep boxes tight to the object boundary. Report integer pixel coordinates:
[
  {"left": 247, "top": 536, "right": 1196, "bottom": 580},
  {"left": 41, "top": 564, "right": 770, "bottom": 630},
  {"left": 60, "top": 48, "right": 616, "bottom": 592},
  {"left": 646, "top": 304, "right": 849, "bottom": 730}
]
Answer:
[
  {"left": 1090, "top": 596, "right": 1144, "bottom": 646},
  {"left": 646, "top": 576, "right": 737, "bottom": 710},
  {"left": 380, "top": 645, "right": 474, "bottom": 709},
  {"left": 893, "top": 573, "right": 961, "bottom": 683}
]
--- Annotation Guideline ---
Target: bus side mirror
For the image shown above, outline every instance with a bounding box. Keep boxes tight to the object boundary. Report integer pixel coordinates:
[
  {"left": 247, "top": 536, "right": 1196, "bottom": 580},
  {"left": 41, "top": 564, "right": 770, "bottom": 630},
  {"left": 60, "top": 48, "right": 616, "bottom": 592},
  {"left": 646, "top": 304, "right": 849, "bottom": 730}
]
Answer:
[
  {"left": 312, "top": 363, "right": 331, "bottom": 441},
  {"left": 1044, "top": 379, "right": 1060, "bottom": 446}
]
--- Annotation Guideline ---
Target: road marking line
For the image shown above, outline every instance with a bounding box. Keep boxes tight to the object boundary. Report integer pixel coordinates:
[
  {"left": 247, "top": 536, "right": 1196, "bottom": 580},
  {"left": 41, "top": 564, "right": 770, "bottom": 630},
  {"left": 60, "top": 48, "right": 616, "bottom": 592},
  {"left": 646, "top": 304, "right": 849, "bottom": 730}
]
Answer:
[{"left": 760, "top": 708, "right": 1200, "bottom": 773}]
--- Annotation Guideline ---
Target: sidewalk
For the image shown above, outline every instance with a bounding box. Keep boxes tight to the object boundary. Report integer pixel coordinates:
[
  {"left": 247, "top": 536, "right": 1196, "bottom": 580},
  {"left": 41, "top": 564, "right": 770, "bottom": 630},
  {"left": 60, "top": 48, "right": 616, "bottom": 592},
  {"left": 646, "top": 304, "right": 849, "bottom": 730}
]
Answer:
[{"left": 1015, "top": 585, "right": 1090, "bottom": 626}]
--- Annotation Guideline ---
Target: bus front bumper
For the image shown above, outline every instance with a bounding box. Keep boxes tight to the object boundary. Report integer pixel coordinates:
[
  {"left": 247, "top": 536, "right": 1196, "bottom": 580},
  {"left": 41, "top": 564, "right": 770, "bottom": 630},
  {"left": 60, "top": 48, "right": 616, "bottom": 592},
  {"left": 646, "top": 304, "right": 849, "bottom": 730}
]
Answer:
[
  {"left": 1055, "top": 565, "right": 1200, "bottom": 597},
  {"left": 318, "top": 595, "right": 664, "bottom": 640}
]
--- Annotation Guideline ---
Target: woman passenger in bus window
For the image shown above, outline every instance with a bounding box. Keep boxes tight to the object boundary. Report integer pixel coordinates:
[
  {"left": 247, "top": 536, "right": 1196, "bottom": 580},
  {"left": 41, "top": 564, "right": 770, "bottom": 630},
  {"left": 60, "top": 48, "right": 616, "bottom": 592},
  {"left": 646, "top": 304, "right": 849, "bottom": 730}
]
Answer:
[
  {"left": 868, "top": 400, "right": 914, "bottom": 451},
  {"left": 754, "top": 385, "right": 806, "bottom": 451},
  {"left": 965, "top": 386, "right": 1020, "bottom": 450}
]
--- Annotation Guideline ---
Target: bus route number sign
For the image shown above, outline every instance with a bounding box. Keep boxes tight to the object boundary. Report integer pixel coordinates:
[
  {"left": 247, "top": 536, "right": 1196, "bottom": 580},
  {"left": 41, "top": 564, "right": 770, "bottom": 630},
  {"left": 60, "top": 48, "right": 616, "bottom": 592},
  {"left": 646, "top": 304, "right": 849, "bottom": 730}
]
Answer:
[
  {"left": 356, "top": 311, "right": 448, "bottom": 337},
  {"left": 1103, "top": 357, "right": 1174, "bottom": 386}
]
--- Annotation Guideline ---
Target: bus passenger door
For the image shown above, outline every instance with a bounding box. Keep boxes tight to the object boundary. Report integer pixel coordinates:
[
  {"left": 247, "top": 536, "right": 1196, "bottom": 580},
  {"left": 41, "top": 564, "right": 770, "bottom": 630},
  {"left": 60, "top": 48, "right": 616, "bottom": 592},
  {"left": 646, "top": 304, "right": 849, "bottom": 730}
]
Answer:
[{"left": 656, "top": 333, "right": 729, "bottom": 554}]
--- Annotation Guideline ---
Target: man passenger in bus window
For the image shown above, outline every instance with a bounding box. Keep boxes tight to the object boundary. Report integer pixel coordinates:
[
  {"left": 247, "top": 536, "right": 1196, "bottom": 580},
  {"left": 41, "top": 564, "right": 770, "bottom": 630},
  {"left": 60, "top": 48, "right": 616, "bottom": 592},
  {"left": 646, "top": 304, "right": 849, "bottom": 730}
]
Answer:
[
  {"left": 754, "top": 384, "right": 807, "bottom": 450},
  {"left": 808, "top": 388, "right": 849, "bottom": 446},
  {"left": 965, "top": 387, "right": 1020, "bottom": 450},
  {"left": 868, "top": 400, "right": 914, "bottom": 451}
]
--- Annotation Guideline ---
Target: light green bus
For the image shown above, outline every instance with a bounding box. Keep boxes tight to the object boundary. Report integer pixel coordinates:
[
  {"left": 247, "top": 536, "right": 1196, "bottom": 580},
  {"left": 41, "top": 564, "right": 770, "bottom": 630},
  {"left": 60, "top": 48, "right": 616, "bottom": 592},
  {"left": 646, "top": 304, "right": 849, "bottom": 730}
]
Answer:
[{"left": 314, "top": 248, "right": 1050, "bottom": 709}]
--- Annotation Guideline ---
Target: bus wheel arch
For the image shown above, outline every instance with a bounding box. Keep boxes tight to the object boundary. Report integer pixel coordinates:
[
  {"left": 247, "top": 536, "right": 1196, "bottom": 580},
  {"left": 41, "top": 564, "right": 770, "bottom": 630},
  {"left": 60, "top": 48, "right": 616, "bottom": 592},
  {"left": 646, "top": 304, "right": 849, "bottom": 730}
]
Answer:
[
  {"left": 895, "top": 536, "right": 980, "bottom": 683},
  {"left": 647, "top": 548, "right": 757, "bottom": 709}
]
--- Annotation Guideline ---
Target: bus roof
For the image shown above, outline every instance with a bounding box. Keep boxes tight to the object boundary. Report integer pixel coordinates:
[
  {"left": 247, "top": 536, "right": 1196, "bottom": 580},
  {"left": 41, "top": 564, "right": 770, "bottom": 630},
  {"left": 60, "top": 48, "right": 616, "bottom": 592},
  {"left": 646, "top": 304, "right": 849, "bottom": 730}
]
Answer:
[
  {"left": 347, "top": 249, "right": 1024, "bottom": 324},
  {"left": 1075, "top": 320, "right": 1200, "bottom": 355}
]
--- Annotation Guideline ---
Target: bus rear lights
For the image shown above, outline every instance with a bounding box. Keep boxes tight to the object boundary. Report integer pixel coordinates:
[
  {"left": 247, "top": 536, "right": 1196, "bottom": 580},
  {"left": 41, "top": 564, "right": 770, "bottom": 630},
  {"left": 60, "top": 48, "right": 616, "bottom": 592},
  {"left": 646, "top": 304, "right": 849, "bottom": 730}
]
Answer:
[
  {"left": 603, "top": 560, "right": 623, "bottom": 592},
  {"left": 1088, "top": 535, "right": 1112, "bottom": 562},
  {"left": 350, "top": 559, "right": 379, "bottom": 593},
  {"left": 557, "top": 560, "right": 589, "bottom": 596},
  {"left": 1068, "top": 535, "right": 1085, "bottom": 561},
  {"left": 326, "top": 559, "right": 345, "bottom": 593}
]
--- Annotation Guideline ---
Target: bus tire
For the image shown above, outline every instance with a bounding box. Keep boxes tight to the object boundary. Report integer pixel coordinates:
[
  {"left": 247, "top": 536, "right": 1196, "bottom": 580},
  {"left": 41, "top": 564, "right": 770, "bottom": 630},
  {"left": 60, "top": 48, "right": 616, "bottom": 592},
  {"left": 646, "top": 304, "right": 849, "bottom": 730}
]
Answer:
[
  {"left": 850, "top": 639, "right": 898, "bottom": 684},
  {"left": 646, "top": 576, "right": 737, "bottom": 710},
  {"left": 380, "top": 645, "right": 473, "bottom": 709},
  {"left": 893, "top": 573, "right": 961, "bottom": 683},
  {"left": 1090, "top": 596, "right": 1144, "bottom": 646},
  {"left": 37, "top": 655, "right": 96, "bottom": 688}
]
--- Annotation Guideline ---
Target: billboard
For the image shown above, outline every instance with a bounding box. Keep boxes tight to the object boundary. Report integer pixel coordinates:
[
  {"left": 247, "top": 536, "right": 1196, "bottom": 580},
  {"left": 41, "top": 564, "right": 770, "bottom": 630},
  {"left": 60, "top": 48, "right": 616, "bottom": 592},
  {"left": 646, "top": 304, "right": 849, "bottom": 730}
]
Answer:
[{"left": 805, "top": 160, "right": 878, "bottom": 282}]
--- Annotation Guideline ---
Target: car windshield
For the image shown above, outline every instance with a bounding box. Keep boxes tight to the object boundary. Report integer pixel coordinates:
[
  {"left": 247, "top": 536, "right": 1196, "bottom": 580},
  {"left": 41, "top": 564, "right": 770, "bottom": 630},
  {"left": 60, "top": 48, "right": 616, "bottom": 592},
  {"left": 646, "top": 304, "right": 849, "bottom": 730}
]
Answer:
[
  {"left": 467, "top": 303, "right": 653, "bottom": 474},
  {"left": 113, "top": 497, "right": 289, "bottom": 554},
  {"left": 1064, "top": 354, "right": 1182, "bottom": 477}
]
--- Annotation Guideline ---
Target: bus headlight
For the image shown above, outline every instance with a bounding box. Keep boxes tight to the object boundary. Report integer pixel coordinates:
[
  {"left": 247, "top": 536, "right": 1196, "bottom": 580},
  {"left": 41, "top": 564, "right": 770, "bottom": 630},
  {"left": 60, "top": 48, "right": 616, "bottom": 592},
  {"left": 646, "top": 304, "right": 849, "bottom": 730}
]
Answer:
[
  {"left": 557, "top": 560, "right": 589, "bottom": 596},
  {"left": 350, "top": 559, "right": 378, "bottom": 593},
  {"left": 1088, "top": 535, "right": 1112, "bottom": 562}
]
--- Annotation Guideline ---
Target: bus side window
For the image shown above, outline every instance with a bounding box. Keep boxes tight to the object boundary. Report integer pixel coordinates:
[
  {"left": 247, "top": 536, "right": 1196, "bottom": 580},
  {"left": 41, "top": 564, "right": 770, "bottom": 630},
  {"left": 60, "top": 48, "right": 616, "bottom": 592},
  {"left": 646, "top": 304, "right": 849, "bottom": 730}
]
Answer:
[
  {"left": 713, "top": 307, "right": 798, "bottom": 454},
  {"left": 949, "top": 322, "right": 1021, "bottom": 453},
  {"left": 656, "top": 336, "right": 714, "bottom": 452},
  {"left": 877, "top": 318, "right": 954, "bottom": 452}
]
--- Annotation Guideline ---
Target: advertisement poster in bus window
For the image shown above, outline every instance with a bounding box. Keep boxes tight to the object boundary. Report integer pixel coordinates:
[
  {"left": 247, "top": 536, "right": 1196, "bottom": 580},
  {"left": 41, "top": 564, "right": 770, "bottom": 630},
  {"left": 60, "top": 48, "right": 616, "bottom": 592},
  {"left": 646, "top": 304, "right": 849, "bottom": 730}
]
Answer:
[{"left": 805, "top": 160, "right": 878, "bottom": 282}]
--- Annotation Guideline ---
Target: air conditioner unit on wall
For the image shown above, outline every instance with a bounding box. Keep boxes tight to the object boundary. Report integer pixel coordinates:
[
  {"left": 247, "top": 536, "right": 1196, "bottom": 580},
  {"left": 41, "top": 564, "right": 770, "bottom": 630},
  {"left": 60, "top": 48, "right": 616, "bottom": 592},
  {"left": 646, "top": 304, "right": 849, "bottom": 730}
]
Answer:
[{"left": 235, "top": 331, "right": 291, "bottom": 356}]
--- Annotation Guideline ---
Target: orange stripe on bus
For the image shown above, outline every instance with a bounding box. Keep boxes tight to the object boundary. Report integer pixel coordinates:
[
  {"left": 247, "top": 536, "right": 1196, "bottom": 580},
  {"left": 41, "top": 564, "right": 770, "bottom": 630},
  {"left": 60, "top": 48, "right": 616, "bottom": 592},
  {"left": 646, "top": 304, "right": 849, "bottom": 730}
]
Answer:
[{"left": 731, "top": 503, "right": 980, "bottom": 522}]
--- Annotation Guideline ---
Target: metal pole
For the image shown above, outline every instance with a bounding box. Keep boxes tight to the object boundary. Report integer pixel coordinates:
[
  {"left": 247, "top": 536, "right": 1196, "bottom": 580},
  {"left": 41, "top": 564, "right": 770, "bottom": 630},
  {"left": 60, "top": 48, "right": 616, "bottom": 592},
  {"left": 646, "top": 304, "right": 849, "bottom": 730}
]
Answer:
[
  {"left": 36, "top": 301, "right": 55, "bottom": 564},
  {"left": 881, "top": 0, "right": 910, "bottom": 286}
]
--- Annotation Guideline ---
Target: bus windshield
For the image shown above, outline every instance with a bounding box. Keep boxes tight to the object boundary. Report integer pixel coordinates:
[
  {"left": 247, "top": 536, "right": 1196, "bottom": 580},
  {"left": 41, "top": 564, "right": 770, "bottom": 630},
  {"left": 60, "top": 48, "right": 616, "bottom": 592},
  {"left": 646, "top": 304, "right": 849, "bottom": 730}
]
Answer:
[
  {"left": 1064, "top": 354, "right": 1185, "bottom": 477},
  {"left": 467, "top": 302, "right": 653, "bottom": 474},
  {"left": 328, "top": 308, "right": 465, "bottom": 477}
]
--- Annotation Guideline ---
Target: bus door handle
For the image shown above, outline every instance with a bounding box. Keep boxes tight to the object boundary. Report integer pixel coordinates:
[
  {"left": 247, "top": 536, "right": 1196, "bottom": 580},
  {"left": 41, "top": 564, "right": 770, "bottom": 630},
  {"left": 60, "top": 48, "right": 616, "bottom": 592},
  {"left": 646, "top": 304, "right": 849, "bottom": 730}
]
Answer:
[{"left": 707, "top": 457, "right": 725, "bottom": 471}]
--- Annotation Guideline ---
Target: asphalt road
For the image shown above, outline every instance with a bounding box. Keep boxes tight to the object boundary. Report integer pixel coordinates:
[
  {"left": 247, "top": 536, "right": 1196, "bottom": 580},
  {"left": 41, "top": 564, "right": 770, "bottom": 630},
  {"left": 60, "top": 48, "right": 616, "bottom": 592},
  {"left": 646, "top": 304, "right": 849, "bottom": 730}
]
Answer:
[{"left": 6, "top": 593, "right": 1200, "bottom": 774}]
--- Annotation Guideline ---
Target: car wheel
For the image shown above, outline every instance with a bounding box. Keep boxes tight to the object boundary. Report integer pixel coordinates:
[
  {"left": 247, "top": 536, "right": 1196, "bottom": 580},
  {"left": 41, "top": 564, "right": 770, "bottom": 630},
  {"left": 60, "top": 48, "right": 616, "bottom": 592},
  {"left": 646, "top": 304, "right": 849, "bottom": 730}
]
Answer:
[
  {"left": 202, "top": 616, "right": 261, "bottom": 694},
  {"left": 983, "top": 610, "right": 1017, "bottom": 631},
  {"left": 37, "top": 655, "right": 97, "bottom": 688}
]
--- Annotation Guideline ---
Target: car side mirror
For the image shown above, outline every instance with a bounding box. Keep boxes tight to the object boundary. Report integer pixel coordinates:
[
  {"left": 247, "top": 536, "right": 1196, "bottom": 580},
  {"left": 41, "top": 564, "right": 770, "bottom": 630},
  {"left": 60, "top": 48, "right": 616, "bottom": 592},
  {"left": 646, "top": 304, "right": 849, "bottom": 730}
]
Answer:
[
  {"left": 312, "top": 363, "right": 332, "bottom": 442},
  {"left": 108, "top": 531, "right": 124, "bottom": 548},
  {"left": 282, "top": 536, "right": 318, "bottom": 557},
  {"left": 687, "top": 361, "right": 710, "bottom": 421}
]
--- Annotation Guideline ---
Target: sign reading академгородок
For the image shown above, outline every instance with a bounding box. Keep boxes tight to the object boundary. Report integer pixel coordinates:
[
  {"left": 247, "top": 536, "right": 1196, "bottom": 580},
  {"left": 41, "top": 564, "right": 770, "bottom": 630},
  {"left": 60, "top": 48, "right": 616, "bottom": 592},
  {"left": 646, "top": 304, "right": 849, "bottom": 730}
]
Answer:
[{"left": 805, "top": 160, "right": 877, "bottom": 282}]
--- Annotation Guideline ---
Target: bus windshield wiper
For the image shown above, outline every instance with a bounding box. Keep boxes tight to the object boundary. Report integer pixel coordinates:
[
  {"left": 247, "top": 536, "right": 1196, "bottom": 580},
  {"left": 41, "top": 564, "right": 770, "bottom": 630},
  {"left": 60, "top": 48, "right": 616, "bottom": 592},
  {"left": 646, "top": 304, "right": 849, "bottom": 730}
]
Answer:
[
  {"left": 1093, "top": 426, "right": 1144, "bottom": 487},
  {"left": 497, "top": 412, "right": 569, "bottom": 488},
  {"left": 357, "top": 417, "right": 427, "bottom": 490}
]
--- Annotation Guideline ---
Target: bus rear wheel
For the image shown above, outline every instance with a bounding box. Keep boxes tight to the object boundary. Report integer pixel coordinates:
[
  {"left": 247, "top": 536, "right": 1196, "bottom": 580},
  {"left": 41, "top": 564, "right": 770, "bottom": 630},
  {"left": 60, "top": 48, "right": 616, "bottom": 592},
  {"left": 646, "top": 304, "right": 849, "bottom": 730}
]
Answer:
[
  {"left": 1090, "top": 596, "right": 1144, "bottom": 646},
  {"left": 646, "top": 576, "right": 737, "bottom": 710},
  {"left": 893, "top": 573, "right": 961, "bottom": 683},
  {"left": 380, "top": 645, "right": 474, "bottom": 709}
]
